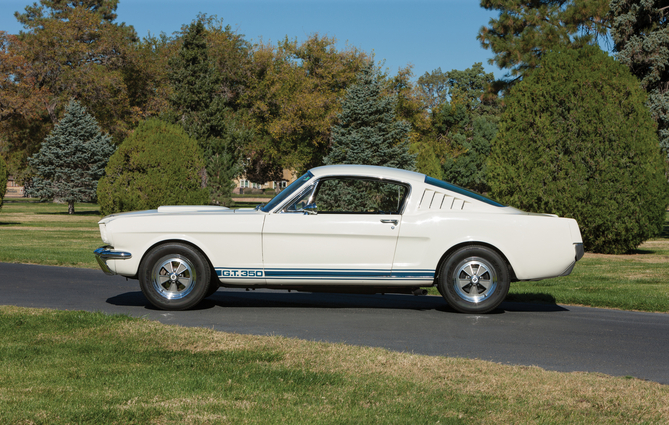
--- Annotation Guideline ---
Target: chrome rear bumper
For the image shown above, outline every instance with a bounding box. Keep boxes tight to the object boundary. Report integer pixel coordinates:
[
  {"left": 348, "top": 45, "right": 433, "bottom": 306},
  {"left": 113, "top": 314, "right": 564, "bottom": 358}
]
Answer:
[{"left": 94, "top": 246, "right": 132, "bottom": 276}]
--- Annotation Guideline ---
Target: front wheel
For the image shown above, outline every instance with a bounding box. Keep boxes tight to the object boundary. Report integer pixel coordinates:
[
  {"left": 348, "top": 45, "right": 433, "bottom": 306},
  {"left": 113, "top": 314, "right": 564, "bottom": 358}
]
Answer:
[
  {"left": 139, "top": 243, "right": 211, "bottom": 310},
  {"left": 438, "top": 245, "right": 510, "bottom": 314}
]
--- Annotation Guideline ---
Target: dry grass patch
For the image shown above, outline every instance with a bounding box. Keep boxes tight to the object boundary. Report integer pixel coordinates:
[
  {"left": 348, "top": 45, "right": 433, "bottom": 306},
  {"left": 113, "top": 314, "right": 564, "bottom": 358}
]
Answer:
[{"left": 12, "top": 306, "right": 663, "bottom": 424}]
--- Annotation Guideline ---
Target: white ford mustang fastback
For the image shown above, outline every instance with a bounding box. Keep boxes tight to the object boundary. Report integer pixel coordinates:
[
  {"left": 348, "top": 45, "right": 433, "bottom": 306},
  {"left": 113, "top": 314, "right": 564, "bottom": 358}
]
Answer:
[{"left": 94, "top": 164, "right": 583, "bottom": 314}]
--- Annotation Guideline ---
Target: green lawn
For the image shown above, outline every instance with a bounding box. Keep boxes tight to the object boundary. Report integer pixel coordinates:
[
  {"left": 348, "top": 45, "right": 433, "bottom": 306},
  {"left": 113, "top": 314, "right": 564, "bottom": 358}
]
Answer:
[
  {"left": 0, "top": 199, "right": 101, "bottom": 268},
  {"left": 1, "top": 306, "right": 667, "bottom": 424},
  {"left": 1, "top": 199, "right": 668, "bottom": 311}
]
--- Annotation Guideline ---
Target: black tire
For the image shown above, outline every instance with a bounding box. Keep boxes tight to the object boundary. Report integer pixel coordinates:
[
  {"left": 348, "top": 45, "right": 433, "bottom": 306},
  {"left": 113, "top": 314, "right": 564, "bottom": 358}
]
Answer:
[
  {"left": 438, "top": 245, "right": 510, "bottom": 314},
  {"left": 139, "top": 243, "right": 211, "bottom": 310},
  {"left": 205, "top": 271, "right": 220, "bottom": 298}
]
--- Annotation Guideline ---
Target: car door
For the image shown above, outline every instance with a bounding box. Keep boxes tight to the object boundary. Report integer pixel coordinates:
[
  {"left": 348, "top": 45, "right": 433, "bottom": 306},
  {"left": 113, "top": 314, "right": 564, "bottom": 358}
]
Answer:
[{"left": 262, "top": 177, "right": 410, "bottom": 285}]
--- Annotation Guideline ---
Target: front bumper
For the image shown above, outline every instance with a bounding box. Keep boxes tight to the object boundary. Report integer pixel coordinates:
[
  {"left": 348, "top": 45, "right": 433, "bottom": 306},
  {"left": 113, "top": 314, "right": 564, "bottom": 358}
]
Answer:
[{"left": 94, "top": 246, "right": 132, "bottom": 276}]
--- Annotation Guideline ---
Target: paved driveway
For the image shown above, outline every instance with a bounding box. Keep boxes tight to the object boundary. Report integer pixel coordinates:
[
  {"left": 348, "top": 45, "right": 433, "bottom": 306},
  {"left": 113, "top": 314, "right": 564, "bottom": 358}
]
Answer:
[{"left": 2, "top": 262, "right": 668, "bottom": 385}]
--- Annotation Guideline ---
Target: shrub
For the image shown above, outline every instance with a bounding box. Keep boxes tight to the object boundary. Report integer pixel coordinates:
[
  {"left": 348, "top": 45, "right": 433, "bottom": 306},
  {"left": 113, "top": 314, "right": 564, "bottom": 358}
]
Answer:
[
  {"left": 488, "top": 46, "right": 669, "bottom": 254},
  {"left": 97, "top": 119, "right": 210, "bottom": 215}
]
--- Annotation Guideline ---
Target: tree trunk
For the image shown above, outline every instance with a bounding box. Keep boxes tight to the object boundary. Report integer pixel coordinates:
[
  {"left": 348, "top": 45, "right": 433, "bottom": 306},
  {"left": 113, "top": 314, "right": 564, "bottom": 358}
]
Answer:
[{"left": 68, "top": 201, "right": 74, "bottom": 215}]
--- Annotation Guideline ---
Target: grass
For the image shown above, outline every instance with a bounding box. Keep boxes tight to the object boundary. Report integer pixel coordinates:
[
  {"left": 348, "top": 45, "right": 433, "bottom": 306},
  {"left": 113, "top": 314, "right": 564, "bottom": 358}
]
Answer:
[
  {"left": 0, "top": 199, "right": 101, "bottom": 268},
  {"left": 1, "top": 305, "right": 668, "bottom": 424},
  {"left": 506, "top": 213, "right": 669, "bottom": 312},
  {"left": 1, "top": 199, "right": 668, "bottom": 312}
]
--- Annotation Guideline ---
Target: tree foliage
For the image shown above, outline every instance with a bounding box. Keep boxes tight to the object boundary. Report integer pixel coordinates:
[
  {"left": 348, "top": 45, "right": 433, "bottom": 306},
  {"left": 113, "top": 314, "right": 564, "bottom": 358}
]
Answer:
[
  {"left": 97, "top": 118, "right": 209, "bottom": 215},
  {"left": 408, "top": 63, "right": 499, "bottom": 188},
  {"left": 166, "top": 17, "right": 251, "bottom": 205},
  {"left": 0, "top": 31, "right": 51, "bottom": 180},
  {"left": 0, "top": 155, "right": 7, "bottom": 212},
  {"left": 1, "top": 0, "right": 141, "bottom": 181},
  {"left": 324, "top": 63, "right": 415, "bottom": 171},
  {"left": 610, "top": 0, "right": 669, "bottom": 160},
  {"left": 478, "top": 0, "right": 610, "bottom": 91},
  {"left": 243, "top": 35, "right": 368, "bottom": 179},
  {"left": 26, "top": 100, "right": 115, "bottom": 214},
  {"left": 489, "top": 46, "right": 669, "bottom": 254}
]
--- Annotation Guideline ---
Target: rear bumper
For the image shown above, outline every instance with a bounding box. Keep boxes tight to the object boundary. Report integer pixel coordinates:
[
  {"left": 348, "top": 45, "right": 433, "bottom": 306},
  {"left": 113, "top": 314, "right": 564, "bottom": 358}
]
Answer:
[
  {"left": 560, "top": 243, "right": 585, "bottom": 277},
  {"left": 94, "top": 246, "right": 132, "bottom": 276}
]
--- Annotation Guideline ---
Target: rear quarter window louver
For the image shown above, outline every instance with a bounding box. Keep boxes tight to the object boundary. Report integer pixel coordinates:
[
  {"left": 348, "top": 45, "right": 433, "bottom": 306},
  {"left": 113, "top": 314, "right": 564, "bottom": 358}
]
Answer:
[{"left": 419, "top": 189, "right": 467, "bottom": 210}]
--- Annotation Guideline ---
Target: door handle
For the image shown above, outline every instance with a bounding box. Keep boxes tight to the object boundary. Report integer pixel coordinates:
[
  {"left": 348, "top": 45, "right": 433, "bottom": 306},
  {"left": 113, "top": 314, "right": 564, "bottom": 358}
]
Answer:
[{"left": 380, "top": 219, "right": 398, "bottom": 225}]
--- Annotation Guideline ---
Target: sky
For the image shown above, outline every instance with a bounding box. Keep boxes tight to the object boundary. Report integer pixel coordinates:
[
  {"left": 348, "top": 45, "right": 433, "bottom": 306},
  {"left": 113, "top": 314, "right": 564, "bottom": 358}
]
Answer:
[{"left": 1, "top": 0, "right": 503, "bottom": 81}]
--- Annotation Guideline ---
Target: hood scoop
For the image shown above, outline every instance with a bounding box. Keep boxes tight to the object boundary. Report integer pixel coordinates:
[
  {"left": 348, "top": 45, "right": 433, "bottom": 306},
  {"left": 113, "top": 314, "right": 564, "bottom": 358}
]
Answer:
[{"left": 157, "top": 205, "right": 229, "bottom": 213}]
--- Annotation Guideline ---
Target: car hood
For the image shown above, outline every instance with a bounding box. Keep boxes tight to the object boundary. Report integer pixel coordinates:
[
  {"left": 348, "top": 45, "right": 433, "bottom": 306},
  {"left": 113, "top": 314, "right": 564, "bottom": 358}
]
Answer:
[{"left": 98, "top": 205, "right": 261, "bottom": 225}]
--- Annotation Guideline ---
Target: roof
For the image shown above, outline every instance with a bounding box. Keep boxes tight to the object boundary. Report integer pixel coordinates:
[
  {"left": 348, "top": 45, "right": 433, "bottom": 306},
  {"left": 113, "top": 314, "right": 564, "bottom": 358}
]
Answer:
[{"left": 309, "top": 164, "right": 426, "bottom": 184}]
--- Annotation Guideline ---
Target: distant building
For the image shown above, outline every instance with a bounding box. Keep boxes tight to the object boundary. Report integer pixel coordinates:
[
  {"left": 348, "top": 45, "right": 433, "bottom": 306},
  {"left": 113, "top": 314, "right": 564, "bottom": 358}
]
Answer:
[
  {"left": 233, "top": 169, "right": 296, "bottom": 195},
  {"left": 5, "top": 176, "right": 24, "bottom": 198}
]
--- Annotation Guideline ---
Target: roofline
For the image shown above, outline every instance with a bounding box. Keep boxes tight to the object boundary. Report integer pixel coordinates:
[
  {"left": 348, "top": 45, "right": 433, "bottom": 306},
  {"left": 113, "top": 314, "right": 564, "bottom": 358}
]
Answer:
[{"left": 309, "top": 164, "right": 426, "bottom": 183}]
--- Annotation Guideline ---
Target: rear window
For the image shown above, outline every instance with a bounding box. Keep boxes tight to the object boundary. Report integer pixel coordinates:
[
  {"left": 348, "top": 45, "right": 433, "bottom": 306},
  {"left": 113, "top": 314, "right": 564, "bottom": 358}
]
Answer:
[{"left": 424, "top": 176, "right": 505, "bottom": 207}]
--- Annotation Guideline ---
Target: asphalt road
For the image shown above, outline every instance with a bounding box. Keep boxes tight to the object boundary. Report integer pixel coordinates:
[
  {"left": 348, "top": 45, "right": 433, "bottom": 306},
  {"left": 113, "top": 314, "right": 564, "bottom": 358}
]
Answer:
[{"left": 2, "top": 262, "right": 668, "bottom": 385}]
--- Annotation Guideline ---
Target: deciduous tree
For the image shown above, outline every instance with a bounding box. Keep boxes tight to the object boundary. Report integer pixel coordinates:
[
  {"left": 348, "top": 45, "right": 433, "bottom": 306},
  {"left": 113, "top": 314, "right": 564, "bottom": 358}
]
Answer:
[
  {"left": 243, "top": 35, "right": 368, "bottom": 179},
  {"left": 0, "top": 155, "right": 7, "bottom": 212}
]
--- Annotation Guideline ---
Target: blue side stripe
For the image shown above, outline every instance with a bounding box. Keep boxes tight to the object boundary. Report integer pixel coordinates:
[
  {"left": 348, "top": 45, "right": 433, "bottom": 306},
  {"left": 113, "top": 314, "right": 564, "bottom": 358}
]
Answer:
[{"left": 215, "top": 267, "right": 435, "bottom": 280}]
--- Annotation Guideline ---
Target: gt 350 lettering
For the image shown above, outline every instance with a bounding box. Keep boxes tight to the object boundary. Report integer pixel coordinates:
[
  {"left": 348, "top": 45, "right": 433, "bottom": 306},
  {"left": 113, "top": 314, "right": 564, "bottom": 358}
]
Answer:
[{"left": 219, "top": 269, "right": 263, "bottom": 277}]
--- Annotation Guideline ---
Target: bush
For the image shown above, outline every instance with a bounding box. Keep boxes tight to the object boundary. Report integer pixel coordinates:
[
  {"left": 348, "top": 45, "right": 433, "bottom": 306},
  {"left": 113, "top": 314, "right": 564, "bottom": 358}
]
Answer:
[
  {"left": 0, "top": 155, "right": 7, "bottom": 211},
  {"left": 97, "top": 119, "right": 210, "bottom": 215},
  {"left": 488, "top": 46, "right": 669, "bottom": 254}
]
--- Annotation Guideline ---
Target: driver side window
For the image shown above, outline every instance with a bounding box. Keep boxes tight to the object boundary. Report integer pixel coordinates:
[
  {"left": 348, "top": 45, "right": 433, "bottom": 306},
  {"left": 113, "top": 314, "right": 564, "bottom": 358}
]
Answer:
[{"left": 314, "top": 177, "right": 408, "bottom": 214}]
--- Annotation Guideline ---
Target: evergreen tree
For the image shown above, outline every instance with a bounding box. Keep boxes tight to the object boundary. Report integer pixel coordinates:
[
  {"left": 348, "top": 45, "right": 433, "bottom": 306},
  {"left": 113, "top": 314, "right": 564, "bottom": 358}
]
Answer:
[
  {"left": 477, "top": 0, "right": 610, "bottom": 93},
  {"left": 489, "top": 46, "right": 669, "bottom": 254},
  {"left": 610, "top": 0, "right": 669, "bottom": 161},
  {"left": 324, "top": 63, "right": 416, "bottom": 170},
  {"left": 432, "top": 63, "right": 499, "bottom": 192},
  {"left": 0, "top": 155, "right": 7, "bottom": 212},
  {"left": 167, "top": 18, "right": 242, "bottom": 206},
  {"left": 26, "top": 100, "right": 115, "bottom": 214},
  {"left": 97, "top": 118, "right": 210, "bottom": 215}
]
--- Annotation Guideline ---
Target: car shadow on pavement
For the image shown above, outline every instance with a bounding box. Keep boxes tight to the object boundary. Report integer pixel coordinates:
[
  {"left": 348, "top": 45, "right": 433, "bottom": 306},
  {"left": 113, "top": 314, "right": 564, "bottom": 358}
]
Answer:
[{"left": 106, "top": 290, "right": 568, "bottom": 314}]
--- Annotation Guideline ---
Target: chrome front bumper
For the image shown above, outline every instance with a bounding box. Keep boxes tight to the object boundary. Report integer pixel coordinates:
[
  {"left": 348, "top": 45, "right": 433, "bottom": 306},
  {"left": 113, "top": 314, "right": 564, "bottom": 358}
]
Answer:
[{"left": 94, "top": 246, "right": 132, "bottom": 276}]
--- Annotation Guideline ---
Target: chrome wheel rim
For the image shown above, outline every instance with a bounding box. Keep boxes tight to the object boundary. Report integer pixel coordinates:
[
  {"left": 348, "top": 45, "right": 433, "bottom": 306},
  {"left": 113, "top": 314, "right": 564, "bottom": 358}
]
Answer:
[
  {"left": 151, "top": 256, "right": 197, "bottom": 300},
  {"left": 452, "top": 257, "right": 497, "bottom": 303}
]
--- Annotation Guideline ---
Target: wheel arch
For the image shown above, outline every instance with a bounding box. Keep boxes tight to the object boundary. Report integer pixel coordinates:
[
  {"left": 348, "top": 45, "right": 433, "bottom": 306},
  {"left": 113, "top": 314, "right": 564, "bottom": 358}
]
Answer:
[
  {"left": 432, "top": 241, "right": 518, "bottom": 285},
  {"left": 136, "top": 238, "right": 217, "bottom": 280}
]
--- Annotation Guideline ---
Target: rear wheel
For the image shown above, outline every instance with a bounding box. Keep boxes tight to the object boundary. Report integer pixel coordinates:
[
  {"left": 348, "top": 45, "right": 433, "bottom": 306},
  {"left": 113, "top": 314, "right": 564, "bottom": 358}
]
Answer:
[
  {"left": 205, "top": 271, "right": 220, "bottom": 298},
  {"left": 139, "top": 243, "right": 210, "bottom": 310},
  {"left": 438, "top": 245, "right": 510, "bottom": 314}
]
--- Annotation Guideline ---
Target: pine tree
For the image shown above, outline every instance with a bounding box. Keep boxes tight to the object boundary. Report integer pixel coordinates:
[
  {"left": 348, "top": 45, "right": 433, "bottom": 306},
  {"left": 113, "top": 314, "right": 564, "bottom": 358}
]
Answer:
[
  {"left": 167, "top": 19, "right": 241, "bottom": 206},
  {"left": 27, "top": 100, "right": 115, "bottom": 214},
  {"left": 477, "top": 0, "right": 610, "bottom": 93},
  {"left": 324, "top": 63, "right": 416, "bottom": 170},
  {"left": 610, "top": 0, "right": 669, "bottom": 161}
]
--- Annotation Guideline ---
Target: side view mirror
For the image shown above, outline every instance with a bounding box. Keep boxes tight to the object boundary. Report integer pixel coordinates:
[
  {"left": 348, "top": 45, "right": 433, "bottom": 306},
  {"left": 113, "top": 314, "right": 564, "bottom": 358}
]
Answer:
[{"left": 303, "top": 203, "right": 318, "bottom": 215}]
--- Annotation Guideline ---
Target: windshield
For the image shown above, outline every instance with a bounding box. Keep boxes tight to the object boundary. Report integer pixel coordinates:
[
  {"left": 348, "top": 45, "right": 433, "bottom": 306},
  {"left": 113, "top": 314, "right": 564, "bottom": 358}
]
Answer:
[
  {"left": 261, "top": 171, "right": 314, "bottom": 212},
  {"left": 424, "top": 176, "right": 505, "bottom": 207}
]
